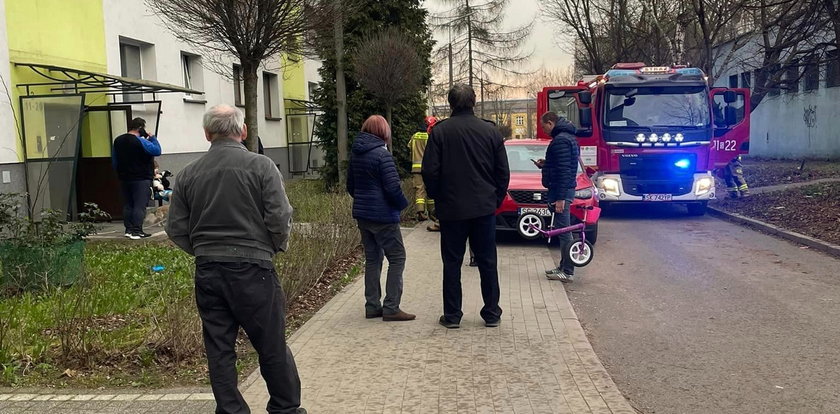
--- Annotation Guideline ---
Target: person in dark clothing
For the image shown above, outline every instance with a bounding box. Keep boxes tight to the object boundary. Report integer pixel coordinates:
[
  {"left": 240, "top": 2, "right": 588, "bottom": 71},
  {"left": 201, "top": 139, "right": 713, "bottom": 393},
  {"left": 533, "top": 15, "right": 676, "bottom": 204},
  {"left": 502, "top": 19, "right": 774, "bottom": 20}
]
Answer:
[
  {"left": 112, "top": 117, "right": 161, "bottom": 239},
  {"left": 347, "top": 115, "right": 415, "bottom": 322},
  {"left": 534, "top": 112, "right": 580, "bottom": 282},
  {"left": 422, "top": 84, "right": 510, "bottom": 329},
  {"left": 166, "top": 105, "right": 305, "bottom": 414}
]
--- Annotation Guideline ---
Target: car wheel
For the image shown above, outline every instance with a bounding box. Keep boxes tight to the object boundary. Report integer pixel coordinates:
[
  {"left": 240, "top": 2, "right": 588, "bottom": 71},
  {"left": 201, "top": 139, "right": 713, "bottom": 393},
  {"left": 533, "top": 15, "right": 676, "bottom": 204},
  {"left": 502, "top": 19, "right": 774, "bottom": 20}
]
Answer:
[
  {"left": 687, "top": 202, "right": 707, "bottom": 216},
  {"left": 517, "top": 213, "right": 544, "bottom": 240}
]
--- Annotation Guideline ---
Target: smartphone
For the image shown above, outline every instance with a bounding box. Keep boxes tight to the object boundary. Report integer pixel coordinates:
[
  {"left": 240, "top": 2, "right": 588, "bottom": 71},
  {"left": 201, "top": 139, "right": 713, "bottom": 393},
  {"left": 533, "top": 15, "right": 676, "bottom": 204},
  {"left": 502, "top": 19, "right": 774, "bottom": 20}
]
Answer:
[{"left": 138, "top": 127, "right": 149, "bottom": 138}]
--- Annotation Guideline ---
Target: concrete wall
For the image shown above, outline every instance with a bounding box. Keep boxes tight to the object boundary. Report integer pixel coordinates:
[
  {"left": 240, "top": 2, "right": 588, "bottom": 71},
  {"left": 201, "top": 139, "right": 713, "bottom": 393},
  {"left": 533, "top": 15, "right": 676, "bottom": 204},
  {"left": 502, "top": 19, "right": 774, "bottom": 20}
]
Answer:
[
  {"left": 102, "top": 0, "right": 289, "bottom": 155},
  {"left": 0, "top": 0, "right": 16, "bottom": 166},
  {"left": 714, "top": 36, "right": 840, "bottom": 159}
]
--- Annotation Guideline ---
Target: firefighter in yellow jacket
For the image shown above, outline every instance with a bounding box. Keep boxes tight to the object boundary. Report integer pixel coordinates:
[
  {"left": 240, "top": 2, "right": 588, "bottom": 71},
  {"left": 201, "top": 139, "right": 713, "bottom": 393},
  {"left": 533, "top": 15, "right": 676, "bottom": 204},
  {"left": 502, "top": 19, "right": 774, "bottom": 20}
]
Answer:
[{"left": 410, "top": 116, "right": 439, "bottom": 230}]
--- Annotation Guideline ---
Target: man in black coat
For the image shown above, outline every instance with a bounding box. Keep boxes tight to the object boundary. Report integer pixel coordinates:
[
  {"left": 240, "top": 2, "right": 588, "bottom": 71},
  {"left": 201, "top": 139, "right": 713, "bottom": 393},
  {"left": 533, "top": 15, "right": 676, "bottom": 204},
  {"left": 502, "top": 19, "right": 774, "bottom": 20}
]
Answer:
[
  {"left": 535, "top": 112, "right": 579, "bottom": 282},
  {"left": 422, "top": 84, "right": 510, "bottom": 329}
]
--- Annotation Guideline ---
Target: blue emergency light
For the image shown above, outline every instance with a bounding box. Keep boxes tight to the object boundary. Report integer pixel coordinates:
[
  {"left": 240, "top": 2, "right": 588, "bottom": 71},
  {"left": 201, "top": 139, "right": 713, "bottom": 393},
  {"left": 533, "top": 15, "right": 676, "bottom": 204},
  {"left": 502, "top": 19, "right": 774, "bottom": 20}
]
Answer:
[{"left": 674, "top": 159, "right": 691, "bottom": 169}]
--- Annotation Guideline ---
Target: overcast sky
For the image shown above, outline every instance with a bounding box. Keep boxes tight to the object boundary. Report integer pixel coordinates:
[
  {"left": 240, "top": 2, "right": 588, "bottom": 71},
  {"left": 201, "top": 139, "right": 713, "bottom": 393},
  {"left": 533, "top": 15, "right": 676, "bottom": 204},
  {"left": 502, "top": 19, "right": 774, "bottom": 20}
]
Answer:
[{"left": 424, "top": 0, "right": 575, "bottom": 80}]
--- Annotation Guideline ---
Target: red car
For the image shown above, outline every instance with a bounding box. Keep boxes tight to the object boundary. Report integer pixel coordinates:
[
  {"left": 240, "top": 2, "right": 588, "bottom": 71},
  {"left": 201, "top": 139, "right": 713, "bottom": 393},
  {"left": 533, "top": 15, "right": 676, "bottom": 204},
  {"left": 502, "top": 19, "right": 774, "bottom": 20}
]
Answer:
[{"left": 496, "top": 139, "right": 600, "bottom": 243}]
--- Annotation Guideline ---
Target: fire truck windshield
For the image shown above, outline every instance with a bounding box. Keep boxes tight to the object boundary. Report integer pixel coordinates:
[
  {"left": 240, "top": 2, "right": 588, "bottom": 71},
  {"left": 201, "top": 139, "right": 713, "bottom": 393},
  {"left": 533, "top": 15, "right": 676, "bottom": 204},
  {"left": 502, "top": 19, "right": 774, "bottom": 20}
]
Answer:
[{"left": 604, "top": 85, "right": 710, "bottom": 129}]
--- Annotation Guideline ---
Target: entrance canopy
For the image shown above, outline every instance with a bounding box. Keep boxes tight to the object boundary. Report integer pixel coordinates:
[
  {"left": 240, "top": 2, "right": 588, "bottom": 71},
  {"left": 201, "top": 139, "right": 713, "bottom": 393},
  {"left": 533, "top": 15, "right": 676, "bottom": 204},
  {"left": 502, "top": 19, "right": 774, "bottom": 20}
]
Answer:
[{"left": 14, "top": 62, "right": 201, "bottom": 96}]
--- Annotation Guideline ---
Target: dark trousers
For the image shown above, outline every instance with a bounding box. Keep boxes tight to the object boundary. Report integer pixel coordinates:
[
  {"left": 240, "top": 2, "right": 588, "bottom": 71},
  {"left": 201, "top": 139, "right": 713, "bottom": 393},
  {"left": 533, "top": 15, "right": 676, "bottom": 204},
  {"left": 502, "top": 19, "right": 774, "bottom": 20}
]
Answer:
[
  {"left": 195, "top": 262, "right": 302, "bottom": 414},
  {"left": 552, "top": 197, "right": 575, "bottom": 276},
  {"left": 439, "top": 214, "right": 502, "bottom": 323},
  {"left": 358, "top": 220, "right": 406, "bottom": 315},
  {"left": 120, "top": 179, "right": 151, "bottom": 234}
]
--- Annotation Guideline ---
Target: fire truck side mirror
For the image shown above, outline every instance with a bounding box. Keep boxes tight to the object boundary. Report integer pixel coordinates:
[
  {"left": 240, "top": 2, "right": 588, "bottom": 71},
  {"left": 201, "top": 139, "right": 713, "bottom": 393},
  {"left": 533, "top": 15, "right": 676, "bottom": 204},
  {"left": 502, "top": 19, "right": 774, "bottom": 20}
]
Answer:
[
  {"left": 723, "top": 90, "right": 737, "bottom": 104},
  {"left": 579, "top": 91, "right": 593, "bottom": 105},
  {"left": 579, "top": 107, "right": 592, "bottom": 128}
]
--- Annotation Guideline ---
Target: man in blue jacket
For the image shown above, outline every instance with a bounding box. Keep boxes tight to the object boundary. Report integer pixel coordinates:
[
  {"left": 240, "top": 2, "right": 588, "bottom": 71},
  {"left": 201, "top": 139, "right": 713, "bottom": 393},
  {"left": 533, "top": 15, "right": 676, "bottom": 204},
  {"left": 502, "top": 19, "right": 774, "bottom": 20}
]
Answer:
[
  {"left": 535, "top": 112, "right": 579, "bottom": 282},
  {"left": 112, "top": 117, "right": 161, "bottom": 239}
]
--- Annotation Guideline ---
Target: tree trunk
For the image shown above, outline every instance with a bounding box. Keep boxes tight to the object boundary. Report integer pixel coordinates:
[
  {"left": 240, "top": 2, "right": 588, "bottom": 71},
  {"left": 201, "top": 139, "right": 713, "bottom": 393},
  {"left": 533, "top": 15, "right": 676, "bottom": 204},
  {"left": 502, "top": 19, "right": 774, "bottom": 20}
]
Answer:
[
  {"left": 385, "top": 104, "right": 393, "bottom": 153},
  {"left": 242, "top": 62, "right": 260, "bottom": 153},
  {"left": 335, "top": 0, "right": 348, "bottom": 187}
]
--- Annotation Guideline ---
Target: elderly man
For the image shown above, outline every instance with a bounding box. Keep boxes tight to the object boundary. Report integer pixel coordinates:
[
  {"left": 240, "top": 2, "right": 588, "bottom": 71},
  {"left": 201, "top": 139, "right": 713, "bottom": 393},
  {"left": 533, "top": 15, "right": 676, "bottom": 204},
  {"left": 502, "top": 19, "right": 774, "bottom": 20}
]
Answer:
[
  {"left": 166, "top": 105, "right": 305, "bottom": 414},
  {"left": 422, "top": 84, "right": 510, "bottom": 329}
]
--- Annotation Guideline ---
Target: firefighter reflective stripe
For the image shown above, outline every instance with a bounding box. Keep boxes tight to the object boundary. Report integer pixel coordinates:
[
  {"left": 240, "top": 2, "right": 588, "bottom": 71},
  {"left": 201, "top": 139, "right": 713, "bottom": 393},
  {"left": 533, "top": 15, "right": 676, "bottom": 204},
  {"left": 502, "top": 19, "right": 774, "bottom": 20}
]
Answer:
[
  {"left": 427, "top": 199, "right": 435, "bottom": 205},
  {"left": 416, "top": 199, "right": 426, "bottom": 204},
  {"left": 409, "top": 132, "right": 429, "bottom": 173},
  {"left": 739, "top": 184, "right": 749, "bottom": 190}
]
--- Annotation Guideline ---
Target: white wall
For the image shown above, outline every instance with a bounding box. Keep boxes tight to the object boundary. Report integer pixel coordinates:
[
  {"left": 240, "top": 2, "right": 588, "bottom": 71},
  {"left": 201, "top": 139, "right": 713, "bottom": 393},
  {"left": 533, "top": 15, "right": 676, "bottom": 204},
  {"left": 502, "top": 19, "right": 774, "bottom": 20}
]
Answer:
[
  {"left": 102, "top": 0, "right": 288, "bottom": 154},
  {"left": 713, "top": 35, "right": 840, "bottom": 159},
  {"left": 0, "top": 0, "right": 18, "bottom": 165},
  {"left": 304, "top": 58, "right": 322, "bottom": 101}
]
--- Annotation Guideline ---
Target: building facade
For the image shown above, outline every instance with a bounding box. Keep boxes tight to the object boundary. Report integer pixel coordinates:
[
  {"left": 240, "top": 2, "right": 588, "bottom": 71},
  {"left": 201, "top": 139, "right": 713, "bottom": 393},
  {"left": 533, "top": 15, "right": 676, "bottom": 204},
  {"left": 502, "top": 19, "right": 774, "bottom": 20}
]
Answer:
[
  {"left": 432, "top": 98, "right": 539, "bottom": 140},
  {"left": 0, "top": 0, "right": 322, "bottom": 218},
  {"left": 713, "top": 36, "right": 840, "bottom": 159}
]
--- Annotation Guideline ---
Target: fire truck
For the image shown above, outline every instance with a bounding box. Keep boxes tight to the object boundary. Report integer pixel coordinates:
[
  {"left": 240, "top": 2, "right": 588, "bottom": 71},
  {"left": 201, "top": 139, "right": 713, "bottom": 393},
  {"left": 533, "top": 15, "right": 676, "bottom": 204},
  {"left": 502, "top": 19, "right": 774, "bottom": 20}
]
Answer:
[{"left": 536, "top": 62, "right": 751, "bottom": 215}]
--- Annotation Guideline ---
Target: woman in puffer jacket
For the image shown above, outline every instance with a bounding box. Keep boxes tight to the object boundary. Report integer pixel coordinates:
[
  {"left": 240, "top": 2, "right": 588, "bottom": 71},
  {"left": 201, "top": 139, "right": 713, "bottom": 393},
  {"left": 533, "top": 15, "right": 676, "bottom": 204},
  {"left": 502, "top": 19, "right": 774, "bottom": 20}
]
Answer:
[{"left": 346, "top": 115, "right": 415, "bottom": 322}]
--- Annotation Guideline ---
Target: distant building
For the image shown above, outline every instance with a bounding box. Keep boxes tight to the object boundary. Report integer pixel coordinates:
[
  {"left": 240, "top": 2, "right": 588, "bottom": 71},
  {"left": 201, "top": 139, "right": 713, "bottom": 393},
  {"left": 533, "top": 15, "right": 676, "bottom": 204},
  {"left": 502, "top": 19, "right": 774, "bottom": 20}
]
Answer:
[{"left": 432, "top": 98, "right": 539, "bottom": 140}]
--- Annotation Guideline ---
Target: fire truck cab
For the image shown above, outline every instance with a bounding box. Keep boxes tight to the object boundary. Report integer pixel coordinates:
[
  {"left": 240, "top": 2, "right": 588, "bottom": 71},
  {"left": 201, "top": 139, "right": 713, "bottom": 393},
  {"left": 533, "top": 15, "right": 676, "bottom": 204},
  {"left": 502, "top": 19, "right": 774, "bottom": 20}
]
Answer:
[{"left": 536, "top": 62, "right": 750, "bottom": 215}]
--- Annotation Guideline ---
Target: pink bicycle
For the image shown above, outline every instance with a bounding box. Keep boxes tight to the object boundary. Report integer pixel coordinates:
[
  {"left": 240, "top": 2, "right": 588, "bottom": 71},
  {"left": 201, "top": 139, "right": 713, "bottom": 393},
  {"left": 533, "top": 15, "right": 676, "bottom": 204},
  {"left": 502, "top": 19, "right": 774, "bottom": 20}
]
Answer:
[{"left": 529, "top": 204, "right": 600, "bottom": 267}]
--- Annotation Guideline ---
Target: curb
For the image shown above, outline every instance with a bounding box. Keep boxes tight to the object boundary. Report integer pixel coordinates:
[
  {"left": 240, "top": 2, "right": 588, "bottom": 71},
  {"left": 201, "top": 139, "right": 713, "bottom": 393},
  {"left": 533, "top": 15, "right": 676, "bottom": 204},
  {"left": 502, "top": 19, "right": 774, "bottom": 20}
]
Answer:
[{"left": 708, "top": 206, "right": 840, "bottom": 259}]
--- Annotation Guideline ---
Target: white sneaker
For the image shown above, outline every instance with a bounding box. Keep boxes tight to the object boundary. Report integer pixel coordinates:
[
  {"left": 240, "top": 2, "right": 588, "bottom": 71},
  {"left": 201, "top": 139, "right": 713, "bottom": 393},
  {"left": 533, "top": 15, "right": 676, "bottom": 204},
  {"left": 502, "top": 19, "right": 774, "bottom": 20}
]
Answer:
[
  {"left": 546, "top": 271, "right": 573, "bottom": 283},
  {"left": 126, "top": 233, "right": 142, "bottom": 240}
]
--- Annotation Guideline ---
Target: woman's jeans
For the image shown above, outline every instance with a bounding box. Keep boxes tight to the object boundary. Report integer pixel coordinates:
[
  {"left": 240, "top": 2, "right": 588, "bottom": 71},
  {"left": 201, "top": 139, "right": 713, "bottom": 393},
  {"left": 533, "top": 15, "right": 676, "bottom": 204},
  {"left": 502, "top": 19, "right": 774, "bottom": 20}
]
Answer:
[{"left": 357, "top": 220, "right": 406, "bottom": 315}]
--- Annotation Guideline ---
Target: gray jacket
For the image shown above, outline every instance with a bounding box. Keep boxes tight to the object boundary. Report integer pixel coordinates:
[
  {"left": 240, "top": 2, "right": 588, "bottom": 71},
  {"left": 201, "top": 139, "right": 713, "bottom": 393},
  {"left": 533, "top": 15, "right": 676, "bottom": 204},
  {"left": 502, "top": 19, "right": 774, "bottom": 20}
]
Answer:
[{"left": 166, "top": 139, "right": 293, "bottom": 261}]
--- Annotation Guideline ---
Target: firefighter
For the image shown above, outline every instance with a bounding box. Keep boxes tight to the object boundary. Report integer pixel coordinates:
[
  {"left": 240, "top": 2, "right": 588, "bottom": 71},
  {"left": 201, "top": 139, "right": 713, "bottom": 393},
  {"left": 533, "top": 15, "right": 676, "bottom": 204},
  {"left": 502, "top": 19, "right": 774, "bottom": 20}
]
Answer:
[
  {"left": 409, "top": 116, "right": 440, "bottom": 231},
  {"left": 722, "top": 156, "right": 750, "bottom": 198}
]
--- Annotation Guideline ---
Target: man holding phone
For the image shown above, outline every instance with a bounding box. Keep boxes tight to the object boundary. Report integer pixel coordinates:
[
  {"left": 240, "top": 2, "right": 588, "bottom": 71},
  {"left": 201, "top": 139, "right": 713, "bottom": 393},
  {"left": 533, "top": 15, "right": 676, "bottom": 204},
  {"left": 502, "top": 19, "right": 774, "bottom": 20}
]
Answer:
[
  {"left": 113, "top": 117, "right": 161, "bottom": 240},
  {"left": 534, "top": 112, "right": 579, "bottom": 282}
]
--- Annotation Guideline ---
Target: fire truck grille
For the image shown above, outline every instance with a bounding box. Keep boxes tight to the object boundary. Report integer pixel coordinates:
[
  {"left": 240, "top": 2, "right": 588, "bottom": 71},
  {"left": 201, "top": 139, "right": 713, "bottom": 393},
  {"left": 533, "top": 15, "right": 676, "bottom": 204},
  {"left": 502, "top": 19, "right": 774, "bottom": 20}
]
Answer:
[{"left": 509, "top": 190, "right": 548, "bottom": 204}]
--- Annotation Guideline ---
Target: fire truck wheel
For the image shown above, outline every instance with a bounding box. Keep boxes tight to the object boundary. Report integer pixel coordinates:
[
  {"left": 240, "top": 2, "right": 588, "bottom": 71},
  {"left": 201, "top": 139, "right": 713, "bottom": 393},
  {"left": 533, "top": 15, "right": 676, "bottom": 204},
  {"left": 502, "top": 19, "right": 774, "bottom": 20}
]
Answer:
[
  {"left": 517, "top": 213, "right": 544, "bottom": 240},
  {"left": 564, "top": 239, "right": 594, "bottom": 267},
  {"left": 687, "top": 202, "right": 708, "bottom": 216}
]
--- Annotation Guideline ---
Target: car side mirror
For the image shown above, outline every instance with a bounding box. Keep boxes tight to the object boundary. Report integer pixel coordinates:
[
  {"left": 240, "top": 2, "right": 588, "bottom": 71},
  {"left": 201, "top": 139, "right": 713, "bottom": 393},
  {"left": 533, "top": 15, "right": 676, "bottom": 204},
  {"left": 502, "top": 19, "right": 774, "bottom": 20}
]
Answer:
[
  {"left": 724, "top": 90, "right": 737, "bottom": 103},
  {"left": 578, "top": 91, "right": 592, "bottom": 105},
  {"left": 579, "top": 107, "right": 592, "bottom": 128}
]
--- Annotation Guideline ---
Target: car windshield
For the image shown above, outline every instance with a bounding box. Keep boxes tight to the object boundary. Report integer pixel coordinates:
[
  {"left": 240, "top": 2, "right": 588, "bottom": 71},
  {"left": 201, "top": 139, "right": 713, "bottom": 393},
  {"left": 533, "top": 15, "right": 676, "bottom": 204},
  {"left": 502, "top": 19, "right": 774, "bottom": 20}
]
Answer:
[
  {"left": 604, "top": 85, "right": 710, "bottom": 128},
  {"left": 506, "top": 144, "right": 582, "bottom": 174}
]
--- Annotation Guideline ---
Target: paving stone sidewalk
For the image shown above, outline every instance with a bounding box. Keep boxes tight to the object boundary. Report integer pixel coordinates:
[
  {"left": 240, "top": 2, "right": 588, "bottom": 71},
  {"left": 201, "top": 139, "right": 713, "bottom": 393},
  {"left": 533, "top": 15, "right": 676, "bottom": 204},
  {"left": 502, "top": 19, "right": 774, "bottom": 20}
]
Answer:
[{"left": 243, "top": 226, "right": 634, "bottom": 414}]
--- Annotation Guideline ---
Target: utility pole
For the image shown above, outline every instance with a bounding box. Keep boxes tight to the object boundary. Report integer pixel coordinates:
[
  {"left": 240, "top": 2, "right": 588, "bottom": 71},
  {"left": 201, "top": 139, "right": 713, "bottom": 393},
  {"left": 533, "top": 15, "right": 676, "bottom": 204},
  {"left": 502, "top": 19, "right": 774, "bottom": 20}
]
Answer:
[
  {"left": 480, "top": 77, "right": 484, "bottom": 118},
  {"left": 466, "top": 0, "right": 473, "bottom": 88}
]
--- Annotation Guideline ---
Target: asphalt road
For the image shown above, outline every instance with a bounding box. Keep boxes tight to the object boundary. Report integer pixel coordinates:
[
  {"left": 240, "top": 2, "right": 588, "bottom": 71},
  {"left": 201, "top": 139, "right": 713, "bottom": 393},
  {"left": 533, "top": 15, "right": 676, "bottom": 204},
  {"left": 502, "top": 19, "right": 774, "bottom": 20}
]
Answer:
[{"left": 561, "top": 204, "right": 840, "bottom": 414}]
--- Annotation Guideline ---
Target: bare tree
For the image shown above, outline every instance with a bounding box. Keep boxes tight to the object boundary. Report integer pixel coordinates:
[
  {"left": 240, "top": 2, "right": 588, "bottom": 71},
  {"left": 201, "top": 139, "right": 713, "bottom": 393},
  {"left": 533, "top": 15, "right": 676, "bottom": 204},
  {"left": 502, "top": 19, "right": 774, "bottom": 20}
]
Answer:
[
  {"left": 431, "top": 0, "right": 534, "bottom": 88},
  {"left": 523, "top": 66, "right": 578, "bottom": 97},
  {"left": 146, "top": 0, "right": 320, "bottom": 153},
  {"left": 353, "top": 28, "right": 425, "bottom": 128}
]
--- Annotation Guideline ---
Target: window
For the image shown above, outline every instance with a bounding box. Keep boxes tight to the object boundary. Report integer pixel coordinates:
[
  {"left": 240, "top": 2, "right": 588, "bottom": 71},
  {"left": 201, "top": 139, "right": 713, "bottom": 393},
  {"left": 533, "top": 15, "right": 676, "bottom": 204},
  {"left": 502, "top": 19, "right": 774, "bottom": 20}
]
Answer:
[
  {"left": 120, "top": 42, "right": 142, "bottom": 102},
  {"left": 785, "top": 61, "right": 799, "bottom": 94},
  {"left": 263, "top": 72, "right": 281, "bottom": 119},
  {"left": 233, "top": 64, "right": 244, "bottom": 106},
  {"left": 804, "top": 58, "right": 820, "bottom": 92},
  {"left": 515, "top": 115, "right": 524, "bottom": 126},
  {"left": 827, "top": 50, "right": 840, "bottom": 88},
  {"left": 741, "top": 72, "right": 751, "bottom": 89},
  {"left": 308, "top": 81, "right": 319, "bottom": 100},
  {"left": 181, "top": 52, "right": 204, "bottom": 100},
  {"left": 729, "top": 75, "right": 738, "bottom": 88}
]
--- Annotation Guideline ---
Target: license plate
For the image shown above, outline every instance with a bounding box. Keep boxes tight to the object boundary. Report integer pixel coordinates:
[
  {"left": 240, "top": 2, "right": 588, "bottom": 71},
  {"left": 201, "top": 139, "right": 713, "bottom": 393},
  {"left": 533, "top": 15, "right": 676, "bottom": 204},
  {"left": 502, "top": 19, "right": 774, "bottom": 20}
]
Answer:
[
  {"left": 643, "top": 194, "right": 673, "bottom": 201},
  {"left": 519, "top": 207, "right": 551, "bottom": 216}
]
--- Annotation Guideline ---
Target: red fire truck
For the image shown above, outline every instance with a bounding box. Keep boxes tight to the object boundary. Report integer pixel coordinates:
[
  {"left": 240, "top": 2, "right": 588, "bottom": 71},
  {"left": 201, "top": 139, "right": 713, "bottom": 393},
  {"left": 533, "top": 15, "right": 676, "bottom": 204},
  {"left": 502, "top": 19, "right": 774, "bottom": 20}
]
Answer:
[{"left": 536, "top": 62, "right": 751, "bottom": 215}]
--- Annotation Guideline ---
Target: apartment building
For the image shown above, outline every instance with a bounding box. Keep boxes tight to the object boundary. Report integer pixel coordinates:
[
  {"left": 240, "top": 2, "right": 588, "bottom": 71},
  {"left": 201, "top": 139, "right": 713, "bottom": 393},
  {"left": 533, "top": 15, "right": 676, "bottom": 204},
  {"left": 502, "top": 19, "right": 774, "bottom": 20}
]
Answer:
[{"left": 0, "top": 0, "right": 323, "bottom": 218}]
